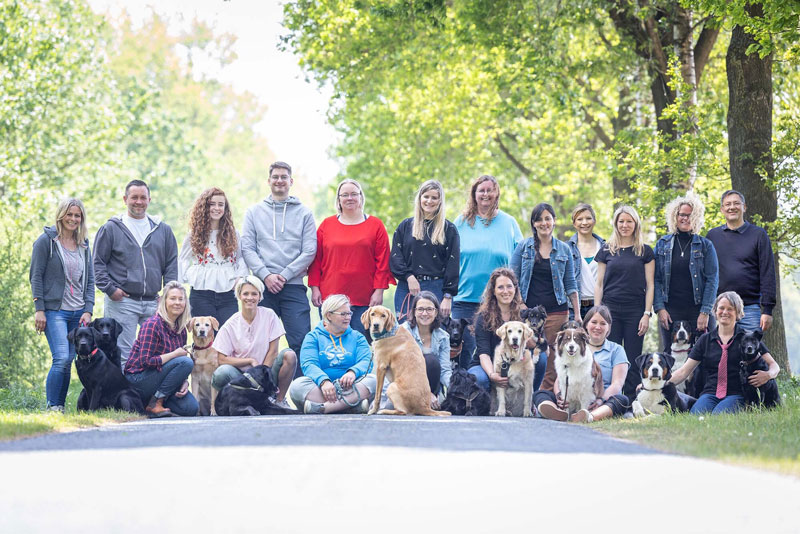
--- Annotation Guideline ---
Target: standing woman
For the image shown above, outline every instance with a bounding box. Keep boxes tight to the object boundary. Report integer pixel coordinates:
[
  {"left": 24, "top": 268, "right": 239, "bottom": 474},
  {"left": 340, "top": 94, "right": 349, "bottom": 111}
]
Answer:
[
  {"left": 452, "top": 175, "right": 523, "bottom": 368},
  {"left": 124, "top": 281, "right": 198, "bottom": 417},
  {"left": 390, "top": 180, "right": 460, "bottom": 319},
  {"left": 308, "top": 179, "right": 395, "bottom": 336},
  {"left": 511, "top": 203, "right": 579, "bottom": 391},
  {"left": 179, "top": 187, "right": 249, "bottom": 327},
  {"left": 567, "top": 203, "right": 605, "bottom": 320},
  {"left": 594, "top": 205, "right": 654, "bottom": 398},
  {"left": 653, "top": 193, "right": 719, "bottom": 350},
  {"left": 30, "top": 198, "right": 95, "bottom": 412}
]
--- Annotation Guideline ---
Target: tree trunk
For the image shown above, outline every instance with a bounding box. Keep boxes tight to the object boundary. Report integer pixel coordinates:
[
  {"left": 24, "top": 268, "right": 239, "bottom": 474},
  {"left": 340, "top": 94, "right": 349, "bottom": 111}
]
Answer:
[{"left": 726, "top": 4, "right": 790, "bottom": 374}]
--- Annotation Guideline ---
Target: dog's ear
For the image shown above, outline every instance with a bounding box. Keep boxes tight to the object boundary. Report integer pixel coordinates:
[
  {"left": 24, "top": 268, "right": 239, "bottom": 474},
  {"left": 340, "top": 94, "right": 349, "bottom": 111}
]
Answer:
[
  {"left": 520, "top": 308, "right": 530, "bottom": 320},
  {"left": 87, "top": 319, "right": 97, "bottom": 330},
  {"left": 67, "top": 327, "right": 78, "bottom": 344},
  {"left": 554, "top": 330, "right": 564, "bottom": 348},
  {"left": 522, "top": 323, "right": 534, "bottom": 342},
  {"left": 752, "top": 329, "right": 763, "bottom": 341},
  {"left": 113, "top": 319, "right": 123, "bottom": 336},
  {"left": 360, "top": 308, "right": 371, "bottom": 330},
  {"left": 440, "top": 316, "right": 451, "bottom": 329},
  {"left": 659, "top": 352, "right": 675, "bottom": 372},
  {"left": 460, "top": 318, "right": 469, "bottom": 328},
  {"left": 384, "top": 309, "right": 396, "bottom": 332},
  {"left": 495, "top": 323, "right": 507, "bottom": 338},
  {"left": 634, "top": 353, "right": 650, "bottom": 378},
  {"left": 537, "top": 305, "right": 548, "bottom": 318},
  {"left": 210, "top": 317, "right": 220, "bottom": 332}
]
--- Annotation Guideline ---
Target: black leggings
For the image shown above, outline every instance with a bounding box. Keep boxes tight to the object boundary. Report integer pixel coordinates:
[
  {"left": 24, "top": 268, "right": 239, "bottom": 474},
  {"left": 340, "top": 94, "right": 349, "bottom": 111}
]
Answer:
[
  {"left": 607, "top": 304, "right": 645, "bottom": 398},
  {"left": 424, "top": 352, "right": 441, "bottom": 395}
]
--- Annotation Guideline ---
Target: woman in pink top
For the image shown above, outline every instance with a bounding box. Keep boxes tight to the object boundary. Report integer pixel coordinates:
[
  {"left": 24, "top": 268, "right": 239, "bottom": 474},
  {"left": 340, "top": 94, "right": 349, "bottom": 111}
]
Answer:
[
  {"left": 308, "top": 179, "right": 395, "bottom": 337},
  {"left": 211, "top": 276, "right": 297, "bottom": 406}
]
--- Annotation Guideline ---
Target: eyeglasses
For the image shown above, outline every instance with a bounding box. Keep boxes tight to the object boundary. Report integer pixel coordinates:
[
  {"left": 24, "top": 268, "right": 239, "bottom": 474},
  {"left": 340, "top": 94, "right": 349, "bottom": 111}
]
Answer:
[
  {"left": 416, "top": 307, "right": 436, "bottom": 314},
  {"left": 677, "top": 213, "right": 692, "bottom": 219},
  {"left": 270, "top": 175, "right": 290, "bottom": 182},
  {"left": 329, "top": 311, "right": 353, "bottom": 317},
  {"left": 338, "top": 193, "right": 361, "bottom": 199}
]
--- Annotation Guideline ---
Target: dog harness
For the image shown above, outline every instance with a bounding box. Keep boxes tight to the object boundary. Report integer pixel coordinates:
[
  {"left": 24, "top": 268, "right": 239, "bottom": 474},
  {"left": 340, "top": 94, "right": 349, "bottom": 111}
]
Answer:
[
  {"left": 229, "top": 372, "right": 264, "bottom": 392},
  {"left": 449, "top": 342, "right": 463, "bottom": 360},
  {"left": 451, "top": 389, "right": 482, "bottom": 411}
]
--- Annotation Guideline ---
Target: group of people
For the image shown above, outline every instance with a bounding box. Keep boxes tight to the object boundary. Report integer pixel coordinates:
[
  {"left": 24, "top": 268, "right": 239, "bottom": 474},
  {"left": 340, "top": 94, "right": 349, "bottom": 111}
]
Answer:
[{"left": 30, "top": 164, "right": 780, "bottom": 418}]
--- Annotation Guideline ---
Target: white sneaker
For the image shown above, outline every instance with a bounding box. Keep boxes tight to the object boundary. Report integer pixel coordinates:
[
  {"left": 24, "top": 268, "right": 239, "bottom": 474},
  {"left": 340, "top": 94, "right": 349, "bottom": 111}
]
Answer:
[
  {"left": 275, "top": 398, "right": 291, "bottom": 409},
  {"left": 303, "top": 400, "right": 324, "bottom": 414}
]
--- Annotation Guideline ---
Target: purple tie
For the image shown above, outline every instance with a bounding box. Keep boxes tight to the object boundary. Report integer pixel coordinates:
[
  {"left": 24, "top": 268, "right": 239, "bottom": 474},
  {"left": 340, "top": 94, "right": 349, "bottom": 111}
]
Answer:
[{"left": 716, "top": 339, "right": 732, "bottom": 399}]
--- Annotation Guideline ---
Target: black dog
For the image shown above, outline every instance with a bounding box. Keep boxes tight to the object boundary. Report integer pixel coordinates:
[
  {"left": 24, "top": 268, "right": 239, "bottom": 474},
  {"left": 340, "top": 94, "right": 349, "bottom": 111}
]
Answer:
[
  {"left": 89, "top": 317, "right": 124, "bottom": 370},
  {"left": 440, "top": 316, "right": 469, "bottom": 366},
  {"left": 440, "top": 369, "right": 490, "bottom": 416},
  {"left": 739, "top": 330, "right": 780, "bottom": 408},
  {"left": 521, "top": 306, "right": 550, "bottom": 357},
  {"left": 214, "top": 365, "right": 300, "bottom": 416},
  {"left": 68, "top": 326, "right": 144, "bottom": 414}
]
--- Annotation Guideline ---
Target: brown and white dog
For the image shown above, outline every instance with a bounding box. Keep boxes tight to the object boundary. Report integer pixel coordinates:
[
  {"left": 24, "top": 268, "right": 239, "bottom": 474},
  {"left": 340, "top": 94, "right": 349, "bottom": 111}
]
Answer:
[
  {"left": 493, "top": 321, "right": 536, "bottom": 417},
  {"left": 553, "top": 327, "right": 603, "bottom": 418},
  {"left": 189, "top": 316, "right": 220, "bottom": 416},
  {"left": 361, "top": 306, "right": 450, "bottom": 416}
]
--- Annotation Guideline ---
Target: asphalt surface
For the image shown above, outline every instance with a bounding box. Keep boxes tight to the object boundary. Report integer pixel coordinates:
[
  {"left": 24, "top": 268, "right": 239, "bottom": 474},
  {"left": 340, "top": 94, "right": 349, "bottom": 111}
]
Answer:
[{"left": 1, "top": 415, "right": 798, "bottom": 533}]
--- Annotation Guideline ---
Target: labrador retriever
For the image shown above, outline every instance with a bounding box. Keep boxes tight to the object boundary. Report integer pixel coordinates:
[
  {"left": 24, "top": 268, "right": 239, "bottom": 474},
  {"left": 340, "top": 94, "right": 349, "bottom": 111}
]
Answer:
[{"left": 214, "top": 365, "right": 300, "bottom": 416}]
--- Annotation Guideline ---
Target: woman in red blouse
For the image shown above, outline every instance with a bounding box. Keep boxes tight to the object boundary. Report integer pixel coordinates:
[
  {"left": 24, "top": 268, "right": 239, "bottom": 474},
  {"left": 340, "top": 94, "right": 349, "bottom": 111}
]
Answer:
[{"left": 309, "top": 179, "right": 395, "bottom": 336}]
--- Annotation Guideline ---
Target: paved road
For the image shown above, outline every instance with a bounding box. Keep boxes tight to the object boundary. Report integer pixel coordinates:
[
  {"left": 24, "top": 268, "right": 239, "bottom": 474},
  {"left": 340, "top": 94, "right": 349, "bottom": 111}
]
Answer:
[{"left": 1, "top": 415, "right": 798, "bottom": 533}]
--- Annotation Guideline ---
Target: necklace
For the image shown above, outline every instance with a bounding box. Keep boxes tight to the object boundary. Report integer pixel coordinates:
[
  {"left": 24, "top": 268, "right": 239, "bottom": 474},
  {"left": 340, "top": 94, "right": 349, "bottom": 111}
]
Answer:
[{"left": 676, "top": 233, "right": 691, "bottom": 258}]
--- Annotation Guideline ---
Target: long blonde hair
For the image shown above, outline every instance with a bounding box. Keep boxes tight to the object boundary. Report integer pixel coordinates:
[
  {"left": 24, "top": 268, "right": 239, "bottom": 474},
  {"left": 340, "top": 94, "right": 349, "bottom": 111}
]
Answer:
[
  {"left": 412, "top": 180, "right": 446, "bottom": 245},
  {"left": 55, "top": 197, "right": 88, "bottom": 245},
  {"left": 607, "top": 205, "right": 645, "bottom": 256},
  {"left": 461, "top": 175, "right": 499, "bottom": 228},
  {"left": 664, "top": 192, "right": 705, "bottom": 234},
  {"left": 157, "top": 281, "right": 192, "bottom": 332}
]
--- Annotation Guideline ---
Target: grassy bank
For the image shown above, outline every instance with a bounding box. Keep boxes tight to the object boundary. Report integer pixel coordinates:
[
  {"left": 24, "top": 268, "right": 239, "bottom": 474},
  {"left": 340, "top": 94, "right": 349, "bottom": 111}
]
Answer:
[
  {"left": 0, "top": 379, "right": 142, "bottom": 441},
  {"left": 593, "top": 376, "right": 800, "bottom": 477}
]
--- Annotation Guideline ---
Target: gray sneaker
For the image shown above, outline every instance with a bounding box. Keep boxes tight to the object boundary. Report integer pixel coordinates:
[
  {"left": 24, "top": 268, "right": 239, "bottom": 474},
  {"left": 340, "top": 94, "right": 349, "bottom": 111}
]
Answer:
[
  {"left": 275, "top": 398, "right": 291, "bottom": 409},
  {"left": 303, "top": 400, "right": 325, "bottom": 414},
  {"left": 46, "top": 405, "right": 64, "bottom": 414}
]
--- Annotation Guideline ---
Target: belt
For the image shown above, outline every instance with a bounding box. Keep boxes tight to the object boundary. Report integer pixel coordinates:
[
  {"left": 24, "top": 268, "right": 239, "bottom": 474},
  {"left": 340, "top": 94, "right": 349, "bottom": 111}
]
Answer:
[
  {"left": 580, "top": 299, "right": 594, "bottom": 307},
  {"left": 416, "top": 275, "right": 442, "bottom": 281}
]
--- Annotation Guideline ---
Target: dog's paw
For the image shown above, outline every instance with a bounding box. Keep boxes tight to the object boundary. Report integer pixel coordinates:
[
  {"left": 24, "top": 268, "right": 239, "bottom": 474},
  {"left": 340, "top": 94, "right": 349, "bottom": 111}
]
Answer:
[
  {"left": 523, "top": 408, "right": 533, "bottom": 417},
  {"left": 367, "top": 406, "right": 378, "bottom": 415},
  {"left": 632, "top": 402, "right": 644, "bottom": 418},
  {"left": 494, "top": 409, "right": 506, "bottom": 417}
]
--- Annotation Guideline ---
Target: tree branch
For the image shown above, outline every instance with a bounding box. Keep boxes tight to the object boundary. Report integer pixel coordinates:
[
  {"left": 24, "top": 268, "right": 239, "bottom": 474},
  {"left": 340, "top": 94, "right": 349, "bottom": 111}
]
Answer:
[
  {"left": 694, "top": 25, "right": 721, "bottom": 84},
  {"left": 494, "top": 134, "right": 533, "bottom": 176},
  {"left": 582, "top": 106, "right": 614, "bottom": 149}
]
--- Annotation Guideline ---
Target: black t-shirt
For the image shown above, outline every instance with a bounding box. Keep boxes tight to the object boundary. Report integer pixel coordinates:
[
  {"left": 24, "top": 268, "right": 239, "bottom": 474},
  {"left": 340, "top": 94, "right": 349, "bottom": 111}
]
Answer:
[
  {"left": 526, "top": 258, "right": 567, "bottom": 313},
  {"left": 689, "top": 328, "right": 768, "bottom": 397},
  {"left": 470, "top": 312, "right": 500, "bottom": 368},
  {"left": 667, "top": 232, "right": 698, "bottom": 316},
  {"left": 596, "top": 244, "right": 655, "bottom": 308}
]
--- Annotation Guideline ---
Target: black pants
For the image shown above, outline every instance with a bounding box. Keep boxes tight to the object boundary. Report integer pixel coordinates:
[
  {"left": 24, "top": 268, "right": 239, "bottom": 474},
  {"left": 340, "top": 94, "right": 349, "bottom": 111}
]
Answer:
[
  {"left": 424, "top": 352, "right": 441, "bottom": 395},
  {"left": 189, "top": 289, "right": 238, "bottom": 327},
  {"left": 607, "top": 303, "right": 646, "bottom": 398}
]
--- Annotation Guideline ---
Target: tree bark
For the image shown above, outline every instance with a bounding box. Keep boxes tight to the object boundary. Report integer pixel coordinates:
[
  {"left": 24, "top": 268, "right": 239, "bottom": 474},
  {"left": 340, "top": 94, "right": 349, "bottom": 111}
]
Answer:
[{"left": 726, "top": 3, "right": 790, "bottom": 373}]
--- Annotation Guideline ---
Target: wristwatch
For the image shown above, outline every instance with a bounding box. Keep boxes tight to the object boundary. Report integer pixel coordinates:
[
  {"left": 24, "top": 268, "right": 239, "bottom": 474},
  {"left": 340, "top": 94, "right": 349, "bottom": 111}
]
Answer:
[{"left": 643, "top": 311, "right": 653, "bottom": 317}]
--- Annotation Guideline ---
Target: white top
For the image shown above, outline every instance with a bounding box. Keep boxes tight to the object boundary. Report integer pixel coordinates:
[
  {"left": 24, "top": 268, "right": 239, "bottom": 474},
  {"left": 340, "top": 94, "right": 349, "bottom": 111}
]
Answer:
[
  {"left": 579, "top": 240, "right": 601, "bottom": 298},
  {"left": 212, "top": 307, "right": 285, "bottom": 364},
  {"left": 123, "top": 214, "right": 152, "bottom": 247},
  {"left": 179, "top": 230, "right": 249, "bottom": 292}
]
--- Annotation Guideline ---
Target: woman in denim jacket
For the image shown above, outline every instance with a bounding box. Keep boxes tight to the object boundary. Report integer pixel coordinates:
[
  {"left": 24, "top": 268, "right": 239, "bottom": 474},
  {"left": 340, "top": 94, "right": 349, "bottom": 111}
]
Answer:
[
  {"left": 654, "top": 193, "right": 719, "bottom": 351},
  {"left": 511, "top": 203, "right": 579, "bottom": 391}
]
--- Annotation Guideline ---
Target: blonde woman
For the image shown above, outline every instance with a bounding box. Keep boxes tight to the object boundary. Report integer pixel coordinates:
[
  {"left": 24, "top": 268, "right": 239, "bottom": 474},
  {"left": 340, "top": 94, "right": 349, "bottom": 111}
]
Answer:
[
  {"left": 594, "top": 205, "right": 654, "bottom": 398},
  {"left": 30, "top": 198, "right": 95, "bottom": 412},
  {"left": 390, "top": 180, "right": 460, "bottom": 319},
  {"left": 124, "top": 281, "right": 197, "bottom": 417},
  {"left": 654, "top": 193, "right": 719, "bottom": 351}
]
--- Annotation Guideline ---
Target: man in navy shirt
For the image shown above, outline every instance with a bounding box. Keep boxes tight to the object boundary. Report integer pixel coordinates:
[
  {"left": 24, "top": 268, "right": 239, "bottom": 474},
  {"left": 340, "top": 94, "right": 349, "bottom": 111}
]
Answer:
[{"left": 706, "top": 190, "right": 776, "bottom": 332}]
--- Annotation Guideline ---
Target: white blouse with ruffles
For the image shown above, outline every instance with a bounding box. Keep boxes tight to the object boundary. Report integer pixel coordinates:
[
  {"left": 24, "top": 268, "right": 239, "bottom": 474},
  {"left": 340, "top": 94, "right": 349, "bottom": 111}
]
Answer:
[{"left": 179, "top": 230, "right": 250, "bottom": 293}]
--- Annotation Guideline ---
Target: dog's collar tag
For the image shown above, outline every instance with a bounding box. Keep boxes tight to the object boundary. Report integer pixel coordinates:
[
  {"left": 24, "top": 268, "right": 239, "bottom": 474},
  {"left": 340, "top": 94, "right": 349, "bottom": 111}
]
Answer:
[{"left": 371, "top": 325, "right": 399, "bottom": 341}]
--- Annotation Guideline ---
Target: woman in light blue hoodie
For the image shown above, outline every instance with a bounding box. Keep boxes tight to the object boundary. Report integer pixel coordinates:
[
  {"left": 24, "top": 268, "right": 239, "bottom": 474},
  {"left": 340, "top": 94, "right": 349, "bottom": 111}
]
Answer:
[{"left": 288, "top": 294, "right": 377, "bottom": 414}]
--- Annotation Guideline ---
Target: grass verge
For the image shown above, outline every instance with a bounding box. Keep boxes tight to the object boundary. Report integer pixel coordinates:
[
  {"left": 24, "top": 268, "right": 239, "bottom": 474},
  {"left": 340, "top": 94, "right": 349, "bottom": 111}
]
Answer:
[{"left": 592, "top": 376, "right": 800, "bottom": 477}]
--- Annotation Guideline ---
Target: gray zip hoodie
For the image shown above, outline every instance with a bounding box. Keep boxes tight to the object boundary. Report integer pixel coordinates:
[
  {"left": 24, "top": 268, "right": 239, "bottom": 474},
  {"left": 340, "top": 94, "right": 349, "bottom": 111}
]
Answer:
[
  {"left": 93, "top": 214, "right": 178, "bottom": 300},
  {"left": 30, "top": 226, "right": 95, "bottom": 313},
  {"left": 241, "top": 195, "right": 317, "bottom": 285}
]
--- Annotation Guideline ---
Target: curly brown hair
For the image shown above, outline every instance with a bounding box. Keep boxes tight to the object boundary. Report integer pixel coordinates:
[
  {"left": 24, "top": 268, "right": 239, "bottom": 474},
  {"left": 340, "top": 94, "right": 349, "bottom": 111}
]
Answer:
[
  {"left": 475, "top": 267, "right": 524, "bottom": 332},
  {"left": 188, "top": 187, "right": 238, "bottom": 259}
]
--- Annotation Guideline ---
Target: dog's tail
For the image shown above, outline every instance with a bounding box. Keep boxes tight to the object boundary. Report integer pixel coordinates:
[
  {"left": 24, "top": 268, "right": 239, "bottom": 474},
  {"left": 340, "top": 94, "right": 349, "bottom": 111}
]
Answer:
[{"left": 421, "top": 409, "right": 452, "bottom": 417}]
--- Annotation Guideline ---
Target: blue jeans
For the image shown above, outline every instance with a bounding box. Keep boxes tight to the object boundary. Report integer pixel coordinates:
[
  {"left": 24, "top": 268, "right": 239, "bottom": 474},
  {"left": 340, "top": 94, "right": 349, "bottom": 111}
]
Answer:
[
  {"left": 104, "top": 296, "right": 158, "bottom": 370},
  {"left": 690, "top": 393, "right": 745, "bottom": 415},
  {"left": 126, "top": 356, "right": 198, "bottom": 416},
  {"left": 738, "top": 304, "right": 762, "bottom": 332},
  {"left": 470, "top": 360, "right": 546, "bottom": 392},
  {"left": 468, "top": 365, "right": 490, "bottom": 391},
  {"left": 393, "top": 278, "right": 444, "bottom": 323},
  {"left": 44, "top": 309, "right": 84, "bottom": 407},
  {"left": 190, "top": 289, "right": 238, "bottom": 327},
  {"left": 451, "top": 301, "right": 479, "bottom": 369},
  {"left": 260, "top": 284, "right": 311, "bottom": 377}
]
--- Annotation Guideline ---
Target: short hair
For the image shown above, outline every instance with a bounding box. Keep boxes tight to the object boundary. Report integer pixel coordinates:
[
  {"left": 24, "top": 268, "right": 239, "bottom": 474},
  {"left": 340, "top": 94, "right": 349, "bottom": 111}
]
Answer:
[
  {"left": 54, "top": 197, "right": 88, "bottom": 244},
  {"left": 157, "top": 281, "right": 192, "bottom": 332},
  {"left": 321, "top": 294, "right": 351, "bottom": 323},
  {"left": 334, "top": 178, "right": 366, "bottom": 214},
  {"left": 235, "top": 275, "right": 265, "bottom": 299},
  {"left": 582, "top": 305, "right": 612, "bottom": 329},
  {"left": 407, "top": 290, "right": 442, "bottom": 330},
  {"left": 571, "top": 203, "right": 597, "bottom": 224},
  {"left": 125, "top": 179, "right": 150, "bottom": 196},
  {"left": 713, "top": 291, "right": 745, "bottom": 320},
  {"left": 720, "top": 189, "right": 746, "bottom": 206},
  {"left": 269, "top": 161, "right": 292, "bottom": 176},
  {"left": 664, "top": 192, "right": 705, "bottom": 234}
]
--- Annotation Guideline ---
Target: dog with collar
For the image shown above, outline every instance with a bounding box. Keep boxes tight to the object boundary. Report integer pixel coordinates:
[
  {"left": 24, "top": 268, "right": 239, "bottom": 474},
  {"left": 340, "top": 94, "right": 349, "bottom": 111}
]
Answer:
[
  {"left": 188, "top": 316, "right": 220, "bottom": 416},
  {"left": 441, "top": 368, "right": 490, "bottom": 416},
  {"left": 553, "top": 327, "right": 602, "bottom": 418},
  {"left": 632, "top": 352, "right": 689, "bottom": 416},
  {"left": 520, "top": 305, "right": 550, "bottom": 363},
  {"left": 214, "top": 365, "right": 299, "bottom": 416},
  {"left": 492, "top": 321, "right": 535, "bottom": 417},
  {"left": 440, "top": 316, "right": 469, "bottom": 367},
  {"left": 362, "top": 305, "right": 450, "bottom": 416},
  {"left": 739, "top": 330, "right": 780, "bottom": 408},
  {"left": 668, "top": 320, "right": 696, "bottom": 394},
  {"left": 89, "top": 317, "right": 124, "bottom": 370}
]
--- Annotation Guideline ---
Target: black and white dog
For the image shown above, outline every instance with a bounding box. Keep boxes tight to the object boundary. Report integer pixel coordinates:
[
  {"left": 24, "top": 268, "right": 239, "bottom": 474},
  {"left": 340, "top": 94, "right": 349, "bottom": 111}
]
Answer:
[
  {"left": 668, "top": 320, "right": 693, "bottom": 393},
  {"left": 520, "top": 305, "right": 550, "bottom": 361},
  {"left": 739, "top": 330, "right": 780, "bottom": 408},
  {"left": 632, "top": 352, "right": 690, "bottom": 417}
]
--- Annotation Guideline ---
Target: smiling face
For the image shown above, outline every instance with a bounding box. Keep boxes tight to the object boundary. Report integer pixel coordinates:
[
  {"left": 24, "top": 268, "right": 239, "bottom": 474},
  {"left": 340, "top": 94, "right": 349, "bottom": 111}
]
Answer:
[
  {"left": 238, "top": 283, "right": 261, "bottom": 312},
  {"left": 573, "top": 209, "right": 596, "bottom": 237},
  {"left": 474, "top": 180, "right": 498, "bottom": 215},
  {"left": 327, "top": 304, "right": 353, "bottom": 333},
  {"left": 533, "top": 210, "right": 555, "bottom": 240},
  {"left": 419, "top": 189, "right": 441, "bottom": 219},
  {"left": 164, "top": 288, "right": 186, "bottom": 320},
  {"left": 721, "top": 193, "right": 746, "bottom": 226},
  {"left": 585, "top": 313, "right": 610, "bottom": 345},
  {"left": 616, "top": 212, "right": 636, "bottom": 239},
  {"left": 494, "top": 275, "right": 516, "bottom": 307},
  {"left": 414, "top": 298, "right": 437, "bottom": 327},
  {"left": 60, "top": 205, "right": 83, "bottom": 235},
  {"left": 338, "top": 182, "right": 363, "bottom": 214},
  {"left": 269, "top": 167, "right": 293, "bottom": 199},
  {"left": 714, "top": 297, "right": 737, "bottom": 328},
  {"left": 676, "top": 203, "right": 693, "bottom": 233},
  {"left": 208, "top": 195, "right": 226, "bottom": 223},
  {"left": 124, "top": 185, "right": 150, "bottom": 219}
]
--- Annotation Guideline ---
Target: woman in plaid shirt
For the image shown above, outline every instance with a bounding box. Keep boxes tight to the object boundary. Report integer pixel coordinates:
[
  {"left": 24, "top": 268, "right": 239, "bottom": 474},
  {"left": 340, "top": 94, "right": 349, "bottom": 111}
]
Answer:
[{"left": 124, "top": 281, "right": 198, "bottom": 417}]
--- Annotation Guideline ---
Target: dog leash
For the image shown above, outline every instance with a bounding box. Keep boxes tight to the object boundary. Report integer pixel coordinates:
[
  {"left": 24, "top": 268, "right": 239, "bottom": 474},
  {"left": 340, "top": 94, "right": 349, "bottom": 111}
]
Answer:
[
  {"left": 333, "top": 378, "right": 364, "bottom": 408},
  {"left": 229, "top": 372, "right": 264, "bottom": 392}
]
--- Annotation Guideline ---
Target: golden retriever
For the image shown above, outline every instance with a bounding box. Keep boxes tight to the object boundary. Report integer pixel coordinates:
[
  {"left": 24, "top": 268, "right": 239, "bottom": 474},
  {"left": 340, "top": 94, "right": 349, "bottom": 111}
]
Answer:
[
  {"left": 190, "top": 316, "right": 220, "bottom": 416},
  {"left": 493, "top": 321, "right": 536, "bottom": 417},
  {"left": 361, "top": 306, "right": 450, "bottom": 416}
]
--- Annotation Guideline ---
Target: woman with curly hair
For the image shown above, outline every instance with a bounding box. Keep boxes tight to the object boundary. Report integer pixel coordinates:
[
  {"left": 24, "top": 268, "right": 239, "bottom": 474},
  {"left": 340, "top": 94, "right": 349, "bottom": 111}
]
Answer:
[
  {"left": 654, "top": 193, "right": 719, "bottom": 350},
  {"left": 179, "top": 187, "right": 249, "bottom": 326}
]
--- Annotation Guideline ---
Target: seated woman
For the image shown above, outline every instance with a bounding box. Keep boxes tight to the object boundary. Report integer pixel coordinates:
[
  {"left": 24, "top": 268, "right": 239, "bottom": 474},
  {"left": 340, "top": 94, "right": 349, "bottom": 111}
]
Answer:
[
  {"left": 211, "top": 276, "right": 297, "bottom": 407},
  {"left": 288, "top": 294, "right": 377, "bottom": 414},
  {"left": 468, "top": 267, "right": 546, "bottom": 391},
  {"left": 670, "top": 291, "right": 780, "bottom": 415},
  {"left": 536, "top": 305, "right": 630, "bottom": 422},
  {"left": 124, "top": 281, "right": 198, "bottom": 417},
  {"left": 401, "top": 291, "right": 452, "bottom": 408}
]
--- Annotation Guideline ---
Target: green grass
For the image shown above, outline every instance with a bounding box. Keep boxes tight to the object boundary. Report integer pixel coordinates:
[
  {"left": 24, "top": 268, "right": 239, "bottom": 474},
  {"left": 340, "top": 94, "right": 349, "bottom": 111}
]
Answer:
[
  {"left": 0, "top": 378, "right": 143, "bottom": 441},
  {"left": 593, "top": 376, "right": 800, "bottom": 477}
]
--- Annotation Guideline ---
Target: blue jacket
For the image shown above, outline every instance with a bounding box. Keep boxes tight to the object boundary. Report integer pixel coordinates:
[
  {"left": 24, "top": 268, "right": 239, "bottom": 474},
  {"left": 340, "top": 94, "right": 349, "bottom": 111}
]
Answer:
[
  {"left": 567, "top": 232, "right": 605, "bottom": 300},
  {"left": 653, "top": 233, "right": 719, "bottom": 315},
  {"left": 401, "top": 322, "right": 451, "bottom": 393},
  {"left": 511, "top": 237, "right": 577, "bottom": 306},
  {"left": 299, "top": 322, "right": 373, "bottom": 387}
]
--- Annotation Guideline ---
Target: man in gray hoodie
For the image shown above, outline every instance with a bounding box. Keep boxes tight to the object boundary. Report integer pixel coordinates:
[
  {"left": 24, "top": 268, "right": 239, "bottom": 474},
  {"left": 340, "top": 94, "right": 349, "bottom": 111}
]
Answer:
[
  {"left": 241, "top": 161, "right": 317, "bottom": 375},
  {"left": 93, "top": 180, "right": 178, "bottom": 369}
]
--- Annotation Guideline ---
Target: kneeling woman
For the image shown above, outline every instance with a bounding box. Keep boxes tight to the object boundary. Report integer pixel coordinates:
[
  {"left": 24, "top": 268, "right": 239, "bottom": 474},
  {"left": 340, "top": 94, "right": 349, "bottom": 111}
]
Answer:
[
  {"left": 125, "top": 281, "right": 198, "bottom": 417},
  {"left": 288, "top": 294, "right": 377, "bottom": 414},
  {"left": 670, "top": 291, "right": 779, "bottom": 415},
  {"left": 536, "top": 305, "right": 630, "bottom": 422},
  {"left": 211, "top": 276, "right": 297, "bottom": 406}
]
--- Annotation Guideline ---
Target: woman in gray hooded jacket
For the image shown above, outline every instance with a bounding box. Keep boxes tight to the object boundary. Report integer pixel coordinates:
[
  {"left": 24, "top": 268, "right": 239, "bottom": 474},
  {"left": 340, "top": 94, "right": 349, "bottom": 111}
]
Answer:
[{"left": 30, "top": 198, "right": 95, "bottom": 412}]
